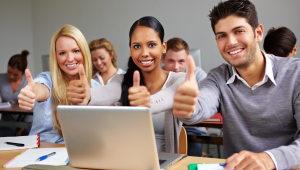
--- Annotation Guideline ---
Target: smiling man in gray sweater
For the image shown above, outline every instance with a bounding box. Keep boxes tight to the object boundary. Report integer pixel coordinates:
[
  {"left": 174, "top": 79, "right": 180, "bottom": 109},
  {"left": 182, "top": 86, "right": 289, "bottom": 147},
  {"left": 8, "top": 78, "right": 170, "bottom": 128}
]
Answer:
[{"left": 184, "top": 0, "right": 300, "bottom": 169}]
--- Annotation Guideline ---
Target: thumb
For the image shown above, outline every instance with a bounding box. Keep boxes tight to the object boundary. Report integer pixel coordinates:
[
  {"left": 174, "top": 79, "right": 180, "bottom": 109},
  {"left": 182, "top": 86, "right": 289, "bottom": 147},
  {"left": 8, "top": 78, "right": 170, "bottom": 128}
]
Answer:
[
  {"left": 185, "top": 55, "right": 196, "bottom": 82},
  {"left": 25, "top": 69, "right": 35, "bottom": 87},
  {"left": 78, "top": 64, "right": 88, "bottom": 85},
  {"left": 133, "top": 70, "right": 140, "bottom": 87}
]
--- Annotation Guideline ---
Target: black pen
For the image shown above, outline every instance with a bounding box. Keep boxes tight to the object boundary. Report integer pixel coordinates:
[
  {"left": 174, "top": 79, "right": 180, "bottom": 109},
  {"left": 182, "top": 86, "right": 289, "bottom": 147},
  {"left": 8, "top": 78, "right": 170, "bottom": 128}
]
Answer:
[{"left": 4, "top": 142, "right": 25, "bottom": 147}]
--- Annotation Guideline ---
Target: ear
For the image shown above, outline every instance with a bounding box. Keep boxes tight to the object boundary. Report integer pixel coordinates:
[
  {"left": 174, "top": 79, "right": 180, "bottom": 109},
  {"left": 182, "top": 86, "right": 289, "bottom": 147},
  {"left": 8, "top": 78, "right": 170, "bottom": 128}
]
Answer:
[
  {"left": 293, "top": 44, "right": 297, "bottom": 56},
  {"left": 255, "top": 24, "right": 264, "bottom": 43},
  {"left": 162, "top": 41, "right": 167, "bottom": 54},
  {"left": 161, "top": 54, "right": 166, "bottom": 64}
]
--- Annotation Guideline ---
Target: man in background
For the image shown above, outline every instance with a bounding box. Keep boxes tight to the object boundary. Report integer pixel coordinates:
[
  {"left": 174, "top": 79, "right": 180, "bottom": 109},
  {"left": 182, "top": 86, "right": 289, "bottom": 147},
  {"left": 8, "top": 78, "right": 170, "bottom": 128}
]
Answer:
[{"left": 162, "top": 37, "right": 208, "bottom": 157}]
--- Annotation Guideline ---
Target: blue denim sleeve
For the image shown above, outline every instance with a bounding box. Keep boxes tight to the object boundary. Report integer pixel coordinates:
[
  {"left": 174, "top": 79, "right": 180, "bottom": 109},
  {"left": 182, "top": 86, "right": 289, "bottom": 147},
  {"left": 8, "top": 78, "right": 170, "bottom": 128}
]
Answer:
[{"left": 33, "top": 71, "right": 52, "bottom": 102}]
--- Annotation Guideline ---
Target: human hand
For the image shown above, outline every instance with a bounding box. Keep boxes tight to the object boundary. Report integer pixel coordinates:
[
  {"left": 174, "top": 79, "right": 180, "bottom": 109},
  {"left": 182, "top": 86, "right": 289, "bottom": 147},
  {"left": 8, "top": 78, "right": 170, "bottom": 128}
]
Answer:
[
  {"left": 128, "top": 70, "right": 150, "bottom": 107},
  {"left": 15, "top": 128, "right": 25, "bottom": 136},
  {"left": 18, "top": 69, "right": 38, "bottom": 110},
  {"left": 224, "top": 150, "right": 275, "bottom": 170},
  {"left": 67, "top": 64, "right": 90, "bottom": 105},
  {"left": 173, "top": 55, "right": 199, "bottom": 118}
]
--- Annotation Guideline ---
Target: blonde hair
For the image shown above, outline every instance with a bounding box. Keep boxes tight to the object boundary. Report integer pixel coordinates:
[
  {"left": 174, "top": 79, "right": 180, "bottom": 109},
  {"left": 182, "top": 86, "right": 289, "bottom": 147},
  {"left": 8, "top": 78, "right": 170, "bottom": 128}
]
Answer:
[
  {"left": 49, "top": 24, "right": 92, "bottom": 137},
  {"left": 89, "top": 38, "right": 117, "bottom": 76}
]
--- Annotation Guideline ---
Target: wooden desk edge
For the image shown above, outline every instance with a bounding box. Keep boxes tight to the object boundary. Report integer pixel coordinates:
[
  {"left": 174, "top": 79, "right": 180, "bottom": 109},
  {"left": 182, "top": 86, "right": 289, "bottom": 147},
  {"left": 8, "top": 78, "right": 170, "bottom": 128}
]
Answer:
[{"left": 0, "top": 142, "right": 224, "bottom": 170}]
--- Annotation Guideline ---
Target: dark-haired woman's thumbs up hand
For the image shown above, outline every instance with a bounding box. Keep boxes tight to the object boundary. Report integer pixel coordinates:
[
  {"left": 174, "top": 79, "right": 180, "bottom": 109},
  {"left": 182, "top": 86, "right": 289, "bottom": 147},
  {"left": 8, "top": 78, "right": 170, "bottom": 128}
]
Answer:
[{"left": 128, "top": 70, "right": 150, "bottom": 107}]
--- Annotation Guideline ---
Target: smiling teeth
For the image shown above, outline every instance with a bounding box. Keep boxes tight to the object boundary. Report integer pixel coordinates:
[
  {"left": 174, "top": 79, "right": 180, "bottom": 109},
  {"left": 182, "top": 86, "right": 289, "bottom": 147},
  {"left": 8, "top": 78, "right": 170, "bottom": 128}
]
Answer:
[
  {"left": 229, "top": 49, "right": 243, "bottom": 54},
  {"left": 141, "top": 60, "right": 153, "bottom": 64},
  {"left": 66, "top": 63, "right": 77, "bottom": 67}
]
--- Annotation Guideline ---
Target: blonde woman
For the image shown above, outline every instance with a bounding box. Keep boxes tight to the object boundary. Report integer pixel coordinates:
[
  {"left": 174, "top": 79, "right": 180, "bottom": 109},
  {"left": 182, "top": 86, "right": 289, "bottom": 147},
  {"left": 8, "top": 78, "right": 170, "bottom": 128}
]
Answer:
[
  {"left": 90, "top": 38, "right": 125, "bottom": 85},
  {"left": 18, "top": 25, "right": 99, "bottom": 143}
]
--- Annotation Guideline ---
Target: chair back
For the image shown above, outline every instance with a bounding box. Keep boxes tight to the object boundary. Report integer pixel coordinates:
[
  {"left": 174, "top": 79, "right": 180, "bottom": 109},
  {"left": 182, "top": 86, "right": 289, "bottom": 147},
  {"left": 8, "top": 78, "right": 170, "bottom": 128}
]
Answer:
[
  {"left": 179, "top": 126, "right": 188, "bottom": 154},
  {"left": 189, "top": 49, "right": 202, "bottom": 68}
]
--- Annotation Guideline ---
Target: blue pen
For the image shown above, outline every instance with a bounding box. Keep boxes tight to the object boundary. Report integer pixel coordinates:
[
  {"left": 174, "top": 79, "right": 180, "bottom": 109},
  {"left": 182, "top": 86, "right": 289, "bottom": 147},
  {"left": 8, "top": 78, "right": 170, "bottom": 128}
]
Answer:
[
  {"left": 36, "top": 152, "right": 56, "bottom": 162},
  {"left": 220, "top": 163, "right": 228, "bottom": 167}
]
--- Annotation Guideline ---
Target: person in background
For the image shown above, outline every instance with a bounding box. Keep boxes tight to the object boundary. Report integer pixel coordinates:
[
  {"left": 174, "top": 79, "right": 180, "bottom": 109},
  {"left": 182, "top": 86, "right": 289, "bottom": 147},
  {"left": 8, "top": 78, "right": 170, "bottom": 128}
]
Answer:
[
  {"left": 67, "top": 16, "right": 200, "bottom": 153},
  {"left": 263, "top": 27, "right": 297, "bottom": 57},
  {"left": 0, "top": 50, "right": 31, "bottom": 137},
  {"left": 90, "top": 38, "right": 125, "bottom": 85},
  {"left": 162, "top": 37, "right": 208, "bottom": 157},
  {"left": 18, "top": 25, "right": 99, "bottom": 143}
]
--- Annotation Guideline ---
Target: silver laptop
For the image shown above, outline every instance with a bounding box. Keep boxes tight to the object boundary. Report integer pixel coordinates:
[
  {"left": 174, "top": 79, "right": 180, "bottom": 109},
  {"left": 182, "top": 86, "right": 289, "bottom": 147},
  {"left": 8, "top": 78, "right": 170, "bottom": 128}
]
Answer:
[{"left": 57, "top": 105, "right": 183, "bottom": 170}]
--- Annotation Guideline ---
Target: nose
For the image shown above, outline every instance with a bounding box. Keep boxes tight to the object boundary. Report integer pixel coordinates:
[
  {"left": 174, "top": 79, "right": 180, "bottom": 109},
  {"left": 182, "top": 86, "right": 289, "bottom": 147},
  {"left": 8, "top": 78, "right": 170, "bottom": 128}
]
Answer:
[
  {"left": 141, "top": 47, "right": 149, "bottom": 57},
  {"left": 227, "top": 34, "right": 238, "bottom": 47},
  {"left": 66, "top": 52, "right": 74, "bottom": 62},
  {"left": 97, "top": 59, "right": 102, "bottom": 65},
  {"left": 173, "top": 62, "right": 180, "bottom": 72},
  {"left": 9, "top": 74, "right": 14, "bottom": 79}
]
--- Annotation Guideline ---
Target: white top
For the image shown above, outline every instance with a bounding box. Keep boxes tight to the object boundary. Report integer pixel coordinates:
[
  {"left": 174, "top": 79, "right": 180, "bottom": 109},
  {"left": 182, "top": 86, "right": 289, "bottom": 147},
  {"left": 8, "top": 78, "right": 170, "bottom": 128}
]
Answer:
[
  {"left": 93, "top": 68, "right": 126, "bottom": 85},
  {"left": 152, "top": 72, "right": 171, "bottom": 152}
]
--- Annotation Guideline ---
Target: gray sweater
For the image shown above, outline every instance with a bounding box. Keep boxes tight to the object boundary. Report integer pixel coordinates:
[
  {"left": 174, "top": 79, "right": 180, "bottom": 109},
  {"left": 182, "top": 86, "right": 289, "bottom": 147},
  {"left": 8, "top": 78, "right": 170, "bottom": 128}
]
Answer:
[{"left": 187, "top": 54, "right": 300, "bottom": 169}]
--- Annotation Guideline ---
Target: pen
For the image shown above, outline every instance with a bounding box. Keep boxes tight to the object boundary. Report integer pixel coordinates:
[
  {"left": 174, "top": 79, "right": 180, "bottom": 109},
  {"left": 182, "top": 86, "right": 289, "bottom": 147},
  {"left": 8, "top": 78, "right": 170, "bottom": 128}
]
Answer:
[
  {"left": 4, "top": 142, "right": 25, "bottom": 147},
  {"left": 36, "top": 152, "right": 56, "bottom": 162},
  {"left": 220, "top": 163, "right": 228, "bottom": 167}
]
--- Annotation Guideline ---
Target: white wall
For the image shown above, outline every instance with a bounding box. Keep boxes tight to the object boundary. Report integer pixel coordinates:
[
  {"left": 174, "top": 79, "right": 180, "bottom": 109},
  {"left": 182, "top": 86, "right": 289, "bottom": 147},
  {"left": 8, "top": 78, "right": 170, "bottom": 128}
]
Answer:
[
  {"left": 1, "top": 0, "right": 300, "bottom": 76},
  {"left": 0, "top": 0, "right": 35, "bottom": 75}
]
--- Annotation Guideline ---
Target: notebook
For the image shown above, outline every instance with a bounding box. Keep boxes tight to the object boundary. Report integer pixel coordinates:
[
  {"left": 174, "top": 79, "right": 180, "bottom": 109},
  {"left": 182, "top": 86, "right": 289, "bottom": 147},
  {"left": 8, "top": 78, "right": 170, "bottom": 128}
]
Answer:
[
  {"left": 3, "top": 147, "right": 69, "bottom": 168},
  {"left": 202, "top": 113, "right": 223, "bottom": 122},
  {"left": 57, "top": 105, "right": 183, "bottom": 170},
  {"left": 0, "top": 135, "right": 40, "bottom": 150},
  {"left": 0, "top": 102, "right": 11, "bottom": 108},
  {"left": 197, "top": 163, "right": 234, "bottom": 170}
]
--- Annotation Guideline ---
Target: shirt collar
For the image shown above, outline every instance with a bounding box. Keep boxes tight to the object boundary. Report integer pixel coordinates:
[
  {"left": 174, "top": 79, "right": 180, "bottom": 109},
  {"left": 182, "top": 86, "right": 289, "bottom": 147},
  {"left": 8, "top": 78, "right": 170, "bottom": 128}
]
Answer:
[{"left": 226, "top": 50, "right": 277, "bottom": 86}]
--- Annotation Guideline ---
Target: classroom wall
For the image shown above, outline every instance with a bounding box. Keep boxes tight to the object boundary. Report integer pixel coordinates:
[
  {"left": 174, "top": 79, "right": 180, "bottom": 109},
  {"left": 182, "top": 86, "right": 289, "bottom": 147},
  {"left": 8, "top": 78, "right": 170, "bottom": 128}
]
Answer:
[
  {"left": 2, "top": 0, "right": 300, "bottom": 76},
  {"left": 0, "top": 0, "right": 35, "bottom": 75}
]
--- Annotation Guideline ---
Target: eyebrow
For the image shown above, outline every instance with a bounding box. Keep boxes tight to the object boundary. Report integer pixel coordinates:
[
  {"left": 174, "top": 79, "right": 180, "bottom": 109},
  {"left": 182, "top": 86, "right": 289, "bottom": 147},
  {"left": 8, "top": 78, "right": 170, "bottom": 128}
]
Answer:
[
  {"left": 131, "top": 40, "right": 158, "bottom": 45},
  {"left": 215, "top": 26, "right": 246, "bottom": 35},
  {"left": 56, "top": 47, "right": 80, "bottom": 52}
]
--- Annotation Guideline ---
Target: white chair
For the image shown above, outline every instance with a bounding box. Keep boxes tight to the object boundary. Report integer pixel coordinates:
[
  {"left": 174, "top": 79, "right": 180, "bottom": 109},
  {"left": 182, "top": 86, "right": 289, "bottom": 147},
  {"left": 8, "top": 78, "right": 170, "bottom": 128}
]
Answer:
[{"left": 189, "top": 49, "right": 202, "bottom": 68}]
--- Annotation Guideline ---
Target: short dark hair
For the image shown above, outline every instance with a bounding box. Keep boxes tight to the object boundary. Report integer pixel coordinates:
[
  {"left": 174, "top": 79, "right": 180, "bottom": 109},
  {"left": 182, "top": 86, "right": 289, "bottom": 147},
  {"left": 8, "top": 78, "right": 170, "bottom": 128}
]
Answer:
[
  {"left": 8, "top": 50, "right": 29, "bottom": 73},
  {"left": 167, "top": 37, "right": 189, "bottom": 54},
  {"left": 209, "top": 0, "right": 259, "bottom": 34},
  {"left": 263, "top": 27, "right": 297, "bottom": 57}
]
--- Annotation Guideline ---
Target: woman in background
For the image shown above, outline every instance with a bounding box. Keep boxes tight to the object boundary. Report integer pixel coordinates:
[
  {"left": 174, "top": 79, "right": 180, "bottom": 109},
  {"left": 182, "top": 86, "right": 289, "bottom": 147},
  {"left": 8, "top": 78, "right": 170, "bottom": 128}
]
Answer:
[
  {"left": 18, "top": 25, "right": 99, "bottom": 143},
  {"left": 0, "top": 50, "right": 31, "bottom": 137},
  {"left": 263, "top": 27, "right": 297, "bottom": 57},
  {"left": 90, "top": 38, "right": 125, "bottom": 85}
]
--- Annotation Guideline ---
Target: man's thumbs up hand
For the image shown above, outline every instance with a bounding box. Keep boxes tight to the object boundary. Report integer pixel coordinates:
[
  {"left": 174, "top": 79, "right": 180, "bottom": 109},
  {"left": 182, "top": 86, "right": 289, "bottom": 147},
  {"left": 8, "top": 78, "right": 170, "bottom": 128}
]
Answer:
[{"left": 173, "top": 55, "right": 199, "bottom": 118}]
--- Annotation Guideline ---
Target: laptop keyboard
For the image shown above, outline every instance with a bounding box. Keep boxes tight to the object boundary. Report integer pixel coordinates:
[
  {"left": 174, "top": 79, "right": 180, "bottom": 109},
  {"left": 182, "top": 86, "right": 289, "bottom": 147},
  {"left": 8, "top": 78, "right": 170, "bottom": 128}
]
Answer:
[{"left": 159, "top": 159, "right": 167, "bottom": 165}]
